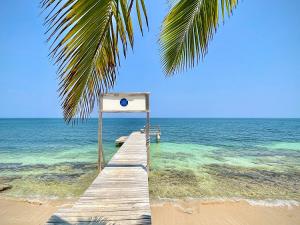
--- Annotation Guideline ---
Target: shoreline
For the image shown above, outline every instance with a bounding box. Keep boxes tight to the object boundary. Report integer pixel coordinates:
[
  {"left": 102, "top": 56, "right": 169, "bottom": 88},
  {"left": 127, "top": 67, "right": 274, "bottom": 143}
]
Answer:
[
  {"left": 2, "top": 195, "right": 299, "bottom": 207},
  {"left": 0, "top": 197, "right": 299, "bottom": 225},
  {"left": 151, "top": 199, "right": 300, "bottom": 225},
  {"left": 151, "top": 197, "right": 300, "bottom": 208}
]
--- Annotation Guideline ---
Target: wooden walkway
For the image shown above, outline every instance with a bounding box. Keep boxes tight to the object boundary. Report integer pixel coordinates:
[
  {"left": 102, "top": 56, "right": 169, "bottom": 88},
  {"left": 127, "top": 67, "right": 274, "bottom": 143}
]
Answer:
[{"left": 46, "top": 132, "right": 151, "bottom": 225}]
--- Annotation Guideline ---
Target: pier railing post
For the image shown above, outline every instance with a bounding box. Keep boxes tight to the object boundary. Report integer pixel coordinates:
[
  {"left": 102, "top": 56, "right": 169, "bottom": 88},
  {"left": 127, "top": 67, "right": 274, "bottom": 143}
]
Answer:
[
  {"left": 146, "top": 94, "right": 150, "bottom": 174},
  {"left": 98, "top": 95, "right": 104, "bottom": 173}
]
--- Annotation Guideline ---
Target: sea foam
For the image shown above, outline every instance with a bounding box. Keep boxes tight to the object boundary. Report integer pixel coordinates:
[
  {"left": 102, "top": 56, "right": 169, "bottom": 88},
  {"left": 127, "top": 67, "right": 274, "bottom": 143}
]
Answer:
[{"left": 245, "top": 199, "right": 299, "bottom": 208}]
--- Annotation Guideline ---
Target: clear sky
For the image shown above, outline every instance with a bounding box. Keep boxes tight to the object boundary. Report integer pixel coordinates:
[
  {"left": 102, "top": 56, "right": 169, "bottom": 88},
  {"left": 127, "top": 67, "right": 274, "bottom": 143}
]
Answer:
[{"left": 0, "top": 0, "right": 299, "bottom": 118}]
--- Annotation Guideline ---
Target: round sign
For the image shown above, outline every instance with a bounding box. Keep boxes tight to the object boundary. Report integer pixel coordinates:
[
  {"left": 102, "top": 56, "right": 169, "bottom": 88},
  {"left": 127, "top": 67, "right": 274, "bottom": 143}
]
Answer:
[{"left": 120, "top": 98, "right": 128, "bottom": 107}]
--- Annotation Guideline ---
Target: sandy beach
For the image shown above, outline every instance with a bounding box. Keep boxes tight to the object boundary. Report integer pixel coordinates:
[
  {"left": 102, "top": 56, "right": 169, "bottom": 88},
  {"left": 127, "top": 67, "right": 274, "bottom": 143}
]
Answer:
[
  {"left": 0, "top": 198, "right": 299, "bottom": 225},
  {"left": 0, "top": 198, "right": 73, "bottom": 225},
  {"left": 151, "top": 200, "right": 300, "bottom": 225}
]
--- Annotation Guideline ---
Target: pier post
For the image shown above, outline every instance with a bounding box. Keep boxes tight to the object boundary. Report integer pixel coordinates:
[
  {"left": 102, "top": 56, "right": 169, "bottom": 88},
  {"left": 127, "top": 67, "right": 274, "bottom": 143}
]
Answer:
[
  {"left": 98, "top": 95, "right": 104, "bottom": 173},
  {"left": 146, "top": 112, "right": 150, "bottom": 174},
  {"left": 146, "top": 93, "right": 150, "bottom": 174},
  {"left": 156, "top": 133, "right": 160, "bottom": 142}
]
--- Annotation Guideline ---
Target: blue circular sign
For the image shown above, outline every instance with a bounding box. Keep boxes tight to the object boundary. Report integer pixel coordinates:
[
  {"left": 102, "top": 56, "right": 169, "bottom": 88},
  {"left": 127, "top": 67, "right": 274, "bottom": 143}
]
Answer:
[{"left": 120, "top": 98, "right": 128, "bottom": 107}]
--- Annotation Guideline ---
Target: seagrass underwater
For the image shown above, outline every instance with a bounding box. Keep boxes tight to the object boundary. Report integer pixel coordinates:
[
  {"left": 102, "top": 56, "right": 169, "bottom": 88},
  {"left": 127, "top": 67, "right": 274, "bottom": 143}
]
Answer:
[
  {"left": 0, "top": 118, "right": 300, "bottom": 225},
  {"left": 0, "top": 118, "right": 299, "bottom": 202}
]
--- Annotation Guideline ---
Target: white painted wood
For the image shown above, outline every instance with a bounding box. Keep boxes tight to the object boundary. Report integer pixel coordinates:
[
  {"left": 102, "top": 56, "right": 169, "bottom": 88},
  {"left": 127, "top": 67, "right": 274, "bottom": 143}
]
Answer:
[{"left": 102, "top": 93, "right": 148, "bottom": 112}]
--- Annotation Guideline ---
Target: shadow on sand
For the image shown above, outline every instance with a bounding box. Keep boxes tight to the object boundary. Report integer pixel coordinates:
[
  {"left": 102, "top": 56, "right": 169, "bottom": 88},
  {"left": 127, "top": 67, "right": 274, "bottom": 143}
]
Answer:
[{"left": 48, "top": 214, "right": 151, "bottom": 224}]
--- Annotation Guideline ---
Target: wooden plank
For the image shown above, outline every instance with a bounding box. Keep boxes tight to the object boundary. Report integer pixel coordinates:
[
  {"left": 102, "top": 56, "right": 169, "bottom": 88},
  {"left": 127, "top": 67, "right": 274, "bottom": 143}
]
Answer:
[
  {"left": 45, "top": 132, "right": 151, "bottom": 225},
  {"left": 115, "top": 136, "right": 128, "bottom": 146}
]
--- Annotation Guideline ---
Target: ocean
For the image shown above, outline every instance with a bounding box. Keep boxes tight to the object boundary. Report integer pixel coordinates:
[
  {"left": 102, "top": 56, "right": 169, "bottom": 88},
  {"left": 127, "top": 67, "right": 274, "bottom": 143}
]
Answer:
[{"left": 0, "top": 118, "right": 299, "bottom": 203}]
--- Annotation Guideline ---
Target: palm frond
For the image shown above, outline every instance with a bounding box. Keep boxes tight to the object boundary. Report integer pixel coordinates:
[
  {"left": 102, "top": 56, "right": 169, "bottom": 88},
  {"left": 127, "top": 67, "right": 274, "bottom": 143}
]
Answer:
[
  {"left": 160, "top": 0, "right": 238, "bottom": 75},
  {"left": 41, "top": 0, "right": 148, "bottom": 123}
]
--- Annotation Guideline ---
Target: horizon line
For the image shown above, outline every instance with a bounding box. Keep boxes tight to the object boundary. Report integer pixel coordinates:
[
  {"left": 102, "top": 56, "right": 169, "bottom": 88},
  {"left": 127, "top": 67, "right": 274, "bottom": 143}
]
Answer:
[{"left": 0, "top": 117, "right": 299, "bottom": 119}]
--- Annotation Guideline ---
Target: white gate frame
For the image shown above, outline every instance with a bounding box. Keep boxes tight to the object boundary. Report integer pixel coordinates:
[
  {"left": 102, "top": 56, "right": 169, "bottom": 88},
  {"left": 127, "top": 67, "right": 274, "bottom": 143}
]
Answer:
[{"left": 98, "top": 93, "right": 150, "bottom": 173}]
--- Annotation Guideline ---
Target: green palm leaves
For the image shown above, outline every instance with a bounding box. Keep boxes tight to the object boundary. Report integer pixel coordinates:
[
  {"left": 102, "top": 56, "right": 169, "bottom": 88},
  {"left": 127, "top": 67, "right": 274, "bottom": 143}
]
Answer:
[
  {"left": 41, "top": 0, "right": 148, "bottom": 122},
  {"left": 160, "top": 0, "right": 238, "bottom": 75},
  {"left": 42, "top": 0, "right": 238, "bottom": 122}
]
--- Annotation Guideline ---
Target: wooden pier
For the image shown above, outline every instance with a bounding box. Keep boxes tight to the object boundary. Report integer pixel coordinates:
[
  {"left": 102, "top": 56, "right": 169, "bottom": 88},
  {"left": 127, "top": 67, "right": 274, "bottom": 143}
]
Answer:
[
  {"left": 46, "top": 132, "right": 151, "bottom": 225},
  {"left": 115, "top": 136, "right": 128, "bottom": 147},
  {"left": 140, "top": 126, "right": 161, "bottom": 142}
]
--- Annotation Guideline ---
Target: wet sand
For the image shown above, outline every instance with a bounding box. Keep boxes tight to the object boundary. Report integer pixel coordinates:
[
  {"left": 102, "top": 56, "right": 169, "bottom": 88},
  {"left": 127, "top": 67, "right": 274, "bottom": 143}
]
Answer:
[
  {"left": 0, "top": 198, "right": 72, "bottom": 225},
  {"left": 151, "top": 200, "right": 300, "bottom": 225},
  {"left": 0, "top": 198, "right": 299, "bottom": 225}
]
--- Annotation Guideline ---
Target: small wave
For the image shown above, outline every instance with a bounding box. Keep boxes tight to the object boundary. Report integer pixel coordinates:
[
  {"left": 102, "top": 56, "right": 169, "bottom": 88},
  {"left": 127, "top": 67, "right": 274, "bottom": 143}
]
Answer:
[
  {"left": 154, "top": 197, "right": 299, "bottom": 208},
  {"left": 245, "top": 199, "right": 299, "bottom": 208}
]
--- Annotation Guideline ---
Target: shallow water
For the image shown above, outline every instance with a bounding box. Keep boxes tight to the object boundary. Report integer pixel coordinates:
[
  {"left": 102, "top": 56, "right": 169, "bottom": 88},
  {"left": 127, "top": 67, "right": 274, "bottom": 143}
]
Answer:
[{"left": 0, "top": 118, "right": 299, "bottom": 201}]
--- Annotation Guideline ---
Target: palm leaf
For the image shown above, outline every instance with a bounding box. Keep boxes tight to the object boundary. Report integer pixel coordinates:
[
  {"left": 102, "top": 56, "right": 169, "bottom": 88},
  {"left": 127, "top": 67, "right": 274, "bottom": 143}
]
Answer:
[
  {"left": 160, "top": 0, "right": 238, "bottom": 75},
  {"left": 41, "top": 0, "right": 148, "bottom": 123}
]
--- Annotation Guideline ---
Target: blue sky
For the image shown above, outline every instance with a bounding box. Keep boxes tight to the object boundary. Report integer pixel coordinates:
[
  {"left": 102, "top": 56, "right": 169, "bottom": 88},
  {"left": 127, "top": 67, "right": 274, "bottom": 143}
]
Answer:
[{"left": 0, "top": 0, "right": 299, "bottom": 118}]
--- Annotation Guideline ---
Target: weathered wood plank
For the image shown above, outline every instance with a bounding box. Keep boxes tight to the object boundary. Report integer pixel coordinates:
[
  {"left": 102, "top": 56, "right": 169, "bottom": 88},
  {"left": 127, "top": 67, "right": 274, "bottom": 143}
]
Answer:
[{"left": 45, "top": 132, "right": 151, "bottom": 225}]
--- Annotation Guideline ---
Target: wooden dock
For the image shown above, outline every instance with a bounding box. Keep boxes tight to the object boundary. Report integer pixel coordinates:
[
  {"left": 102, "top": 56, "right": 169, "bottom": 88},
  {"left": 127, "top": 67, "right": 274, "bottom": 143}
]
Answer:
[
  {"left": 115, "top": 136, "right": 128, "bottom": 147},
  {"left": 140, "top": 126, "right": 161, "bottom": 142},
  {"left": 46, "top": 132, "right": 151, "bottom": 225}
]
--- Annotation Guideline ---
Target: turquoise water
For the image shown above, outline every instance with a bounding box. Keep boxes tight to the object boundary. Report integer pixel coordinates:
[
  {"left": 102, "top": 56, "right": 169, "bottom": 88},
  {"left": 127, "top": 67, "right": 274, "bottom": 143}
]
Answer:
[{"left": 0, "top": 118, "right": 299, "bottom": 201}]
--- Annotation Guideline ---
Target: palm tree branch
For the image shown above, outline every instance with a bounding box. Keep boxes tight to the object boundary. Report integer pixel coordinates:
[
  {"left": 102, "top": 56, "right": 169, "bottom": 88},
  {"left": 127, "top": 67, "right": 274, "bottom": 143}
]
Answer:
[
  {"left": 41, "top": 0, "right": 148, "bottom": 122},
  {"left": 160, "top": 0, "right": 238, "bottom": 75}
]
